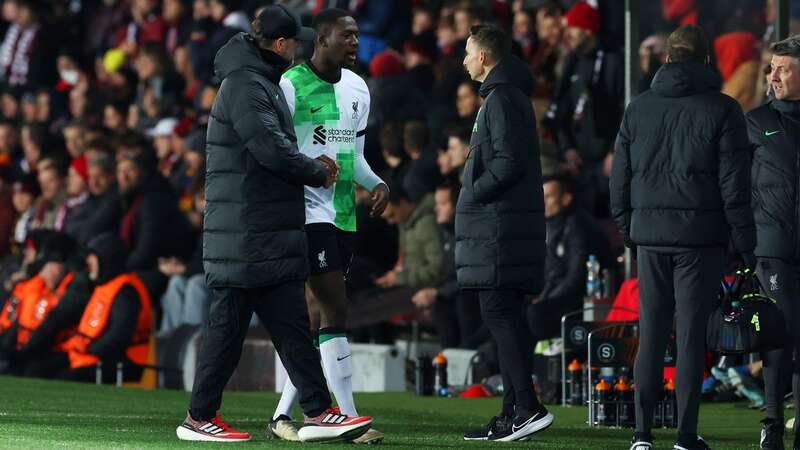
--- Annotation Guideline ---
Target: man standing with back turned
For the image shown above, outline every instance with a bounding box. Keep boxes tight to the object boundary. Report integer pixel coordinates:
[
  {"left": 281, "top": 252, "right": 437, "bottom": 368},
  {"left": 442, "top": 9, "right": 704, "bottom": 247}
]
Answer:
[
  {"left": 175, "top": 5, "right": 371, "bottom": 443},
  {"left": 611, "top": 25, "right": 755, "bottom": 450},
  {"left": 458, "top": 24, "right": 553, "bottom": 442}
]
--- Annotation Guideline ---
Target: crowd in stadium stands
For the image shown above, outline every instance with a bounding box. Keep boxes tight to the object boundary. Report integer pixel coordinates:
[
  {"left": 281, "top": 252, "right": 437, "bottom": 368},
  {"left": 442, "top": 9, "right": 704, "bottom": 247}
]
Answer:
[{"left": 0, "top": 0, "right": 797, "bottom": 383}]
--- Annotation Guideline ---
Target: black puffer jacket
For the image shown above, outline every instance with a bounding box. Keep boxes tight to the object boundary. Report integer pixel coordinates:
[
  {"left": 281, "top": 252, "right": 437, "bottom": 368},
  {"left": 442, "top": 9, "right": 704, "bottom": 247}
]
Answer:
[
  {"left": 610, "top": 61, "right": 755, "bottom": 252},
  {"left": 455, "top": 56, "right": 545, "bottom": 293},
  {"left": 747, "top": 99, "right": 800, "bottom": 260},
  {"left": 204, "top": 33, "right": 328, "bottom": 289}
]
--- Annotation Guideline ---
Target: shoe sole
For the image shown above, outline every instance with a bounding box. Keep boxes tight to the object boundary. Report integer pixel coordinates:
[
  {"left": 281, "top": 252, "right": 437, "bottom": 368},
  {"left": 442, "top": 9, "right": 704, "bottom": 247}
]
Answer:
[
  {"left": 494, "top": 413, "right": 554, "bottom": 442},
  {"left": 463, "top": 436, "right": 489, "bottom": 441},
  {"left": 176, "top": 425, "right": 251, "bottom": 442},
  {"left": 298, "top": 420, "right": 372, "bottom": 443}
]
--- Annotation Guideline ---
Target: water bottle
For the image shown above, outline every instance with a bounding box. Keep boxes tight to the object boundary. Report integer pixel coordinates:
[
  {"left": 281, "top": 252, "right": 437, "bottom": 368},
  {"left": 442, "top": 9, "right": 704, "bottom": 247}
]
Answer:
[
  {"left": 663, "top": 379, "right": 677, "bottom": 428},
  {"left": 594, "top": 378, "right": 615, "bottom": 426},
  {"left": 584, "top": 255, "right": 600, "bottom": 320},
  {"left": 568, "top": 359, "right": 583, "bottom": 405},
  {"left": 615, "top": 377, "right": 633, "bottom": 427},
  {"left": 433, "top": 352, "right": 448, "bottom": 397}
]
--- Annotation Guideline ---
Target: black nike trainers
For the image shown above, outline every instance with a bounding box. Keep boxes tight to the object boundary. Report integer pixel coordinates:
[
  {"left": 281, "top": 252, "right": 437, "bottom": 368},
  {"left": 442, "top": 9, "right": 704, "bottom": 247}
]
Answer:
[
  {"left": 463, "top": 414, "right": 511, "bottom": 441},
  {"left": 673, "top": 435, "right": 712, "bottom": 450},
  {"left": 761, "top": 418, "right": 785, "bottom": 450},
  {"left": 493, "top": 407, "right": 554, "bottom": 442}
]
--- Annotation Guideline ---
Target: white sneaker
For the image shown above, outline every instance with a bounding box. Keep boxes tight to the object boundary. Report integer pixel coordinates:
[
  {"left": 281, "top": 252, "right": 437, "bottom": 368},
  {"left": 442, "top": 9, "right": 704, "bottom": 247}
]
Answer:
[
  {"left": 267, "top": 415, "right": 300, "bottom": 441},
  {"left": 352, "top": 428, "right": 385, "bottom": 444}
]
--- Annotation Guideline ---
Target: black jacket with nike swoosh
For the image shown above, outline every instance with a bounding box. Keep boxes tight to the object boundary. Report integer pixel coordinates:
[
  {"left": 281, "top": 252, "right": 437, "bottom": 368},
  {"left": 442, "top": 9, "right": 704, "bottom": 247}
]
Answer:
[
  {"left": 455, "top": 56, "right": 545, "bottom": 293},
  {"left": 204, "top": 33, "right": 328, "bottom": 288},
  {"left": 747, "top": 99, "right": 800, "bottom": 260}
]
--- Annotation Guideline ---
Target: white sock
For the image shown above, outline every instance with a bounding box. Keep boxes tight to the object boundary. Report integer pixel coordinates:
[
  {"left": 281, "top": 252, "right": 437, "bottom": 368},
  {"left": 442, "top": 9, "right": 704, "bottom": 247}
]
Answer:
[
  {"left": 319, "top": 335, "right": 357, "bottom": 416},
  {"left": 273, "top": 359, "right": 298, "bottom": 420}
]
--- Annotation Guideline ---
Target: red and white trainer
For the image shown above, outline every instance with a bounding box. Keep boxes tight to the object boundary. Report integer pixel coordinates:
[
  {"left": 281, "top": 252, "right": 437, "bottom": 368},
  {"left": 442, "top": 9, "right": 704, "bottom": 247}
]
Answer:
[
  {"left": 297, "top": 407, "right": 372, "bottom": 443},
  {"left": 176, "top": 412, "right": 252, "bottom": 442}
]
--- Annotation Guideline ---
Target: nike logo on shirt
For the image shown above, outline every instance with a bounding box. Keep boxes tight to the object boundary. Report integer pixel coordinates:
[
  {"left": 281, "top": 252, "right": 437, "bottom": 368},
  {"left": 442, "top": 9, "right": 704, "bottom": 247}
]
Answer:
[
  {"left": 765, "top": 130, "right": 781, "bottom": 136},
  {"left": 336, "top": 354, "right": 351, "bottom": 361},
  {"left": 311, "top": 106, "right": 324, "bottom": 113}
]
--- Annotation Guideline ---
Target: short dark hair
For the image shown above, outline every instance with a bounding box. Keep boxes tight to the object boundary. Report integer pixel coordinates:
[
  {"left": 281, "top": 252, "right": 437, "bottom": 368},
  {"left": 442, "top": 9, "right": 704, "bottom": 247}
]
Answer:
[
  {"left": 436, "top": 179, "right": 460, "bottom": 206},
  {"left": 537, "top": 2, "right": 563, "bottom": 18},
  {"left": 771, "top": 35, "right": 800, "bottom": 65},
  {"left": 666, "top": 25, "right": 709, "bottom": 63},
  {"left": 313, "top": 8, "right": 351, "bottom": 35},
  {"left": 251, "top": 14, "right": 275, "bottom": 49},
  {"left": 446, "top": 125, "right": 471, "bottom": 144},
  {"left": 469, "top": 24, "right": 511, "bottom": 62}
]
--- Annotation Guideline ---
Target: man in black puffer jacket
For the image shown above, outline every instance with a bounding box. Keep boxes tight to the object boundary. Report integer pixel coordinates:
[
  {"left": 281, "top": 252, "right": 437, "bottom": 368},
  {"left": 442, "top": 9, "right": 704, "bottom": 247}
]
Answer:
[
  {"left": 746, "top": 35, "right": 800, "bottom": 450},
  {"left": 179, "top": 6, "right": 372, "bottom": 445},
  {"left": 610, "top": 25, "right": 755, "bottom": 450},
  {"left": 457, "top": 25, "right": 551, "bottom": 442}
]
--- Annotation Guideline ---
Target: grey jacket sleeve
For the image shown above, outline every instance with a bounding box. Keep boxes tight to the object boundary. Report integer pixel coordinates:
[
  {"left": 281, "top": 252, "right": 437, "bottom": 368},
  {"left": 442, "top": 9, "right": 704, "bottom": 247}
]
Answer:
[{"left": 228, "top": 79, "right": 327, "bottom": 187}]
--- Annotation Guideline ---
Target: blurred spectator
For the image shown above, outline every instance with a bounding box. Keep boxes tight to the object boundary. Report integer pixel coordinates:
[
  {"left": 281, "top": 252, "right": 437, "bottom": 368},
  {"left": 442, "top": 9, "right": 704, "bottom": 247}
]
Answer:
[
  {"left": 0, "top": 0, "right": 57, "bottom": 90},
  {"left": 412, "top": 181, "right": 484, "bottom": 349},
  {"left": 531, "top": 3, "right": 565, "bottom": 95},
  {"left": 11, "top": 175, "right": 37, "bottom": 246},
  {"left": 527, "top": 175, "right": 612, "bottom": 348},
  {"left": 638, "top": 34, "right": 668, "bottom": 93},
  {"left": 133, "top": 44, "right": 184, "bottom": 130},
  {"left": 188, "top": 0, "right": 249, "bottom": 84},
  {"left": 112, "top": 0, "right": 167, "bottom": 55},
  {"left": 158, "top": 180, "right": 208, "bottom": 334},
  {"left": 148, "top": 117, "right": 182, "bottom": 186},
  {"left": 455, "top": 80, "right": 481, "bottom": 129},
  {"left": 376, "top": 188, "right": 442, "bottom": 289},
  {"left": 354, "top": 0, "right": 408, "bottom": 64},
  {"left": 116, "top": 151, "right": 193, "bottom": 273},
  {"left": 56, "top": 156, "right": 93, "bottom": 238},
  {"left": 544, "top": 1, "right": 623, "bottom": 218},
  {"left": 437, "top": 126, "right": 469, "bottom": 180},
  {"left": 103, "top": 101, "right": 130, "bottom": 136},
  {"left": 368, "top": 49, "right": 425, "bottom": 126},
  {"left": 715, "top": 31, "right": 759, "bottom": 111},
  {"left": 32, "top": 161, "right": 66, "bottom": 230},
  {"left": 74, "top": 153, "right": 121, "bottom": 245},
  {"left": 411, "top": 5, "right": 435, "bottom": 36},
  {"left": 61, "top": 121, "right": 85, "bottom": 159},
  {"left": 401, "top": 120, "right": 439, "bottom": 202},
  {"left": 163, "top": 0, "right": 193, "bottom": 55},
  {"left": 379, "top": 122, "right": 409, "bottom": 188}
]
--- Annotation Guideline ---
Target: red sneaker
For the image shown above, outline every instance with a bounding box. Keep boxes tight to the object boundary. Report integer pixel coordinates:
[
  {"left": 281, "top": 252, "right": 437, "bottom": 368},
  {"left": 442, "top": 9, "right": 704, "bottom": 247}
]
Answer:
[
  {"left": 176, "top": 412, "right": 252, "bottom": 442},
  {"left": 297, "top": 407, "right": 372, "bottom": 443}
]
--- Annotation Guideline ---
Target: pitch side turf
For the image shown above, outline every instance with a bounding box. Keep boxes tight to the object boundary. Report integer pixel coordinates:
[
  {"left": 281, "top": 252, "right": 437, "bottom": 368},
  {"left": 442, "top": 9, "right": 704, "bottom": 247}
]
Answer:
[{"left": 0, "top": 376, "right": 778, "bottom": 449}]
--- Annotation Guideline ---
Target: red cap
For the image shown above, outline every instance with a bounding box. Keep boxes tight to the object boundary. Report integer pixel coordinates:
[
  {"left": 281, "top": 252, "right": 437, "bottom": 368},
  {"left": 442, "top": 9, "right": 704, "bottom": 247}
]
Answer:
[
  {"left": 565, "top": 1, "right": 600, "bottom": 34},
  {"left": 70, "top": 156, "right": 88, "bottom": 183},
  {"left": 369, "top": 50, "right": 405, "bottom": 78}
]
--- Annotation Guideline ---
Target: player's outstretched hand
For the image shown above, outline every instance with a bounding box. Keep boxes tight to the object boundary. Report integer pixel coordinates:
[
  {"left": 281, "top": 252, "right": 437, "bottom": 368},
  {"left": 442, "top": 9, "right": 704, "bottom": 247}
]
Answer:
[
  {"left": 370, "top": 183, "right": 390, "bottom": 218},
  {"left": 316, "top": 155, "right": 339, "bottom": 188}
]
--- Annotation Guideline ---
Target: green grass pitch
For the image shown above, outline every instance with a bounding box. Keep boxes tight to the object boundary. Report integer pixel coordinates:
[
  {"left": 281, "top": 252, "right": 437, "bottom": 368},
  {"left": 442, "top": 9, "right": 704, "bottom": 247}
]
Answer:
[{"left": 0, "top": 376, "right": 781, "bottom": 449}]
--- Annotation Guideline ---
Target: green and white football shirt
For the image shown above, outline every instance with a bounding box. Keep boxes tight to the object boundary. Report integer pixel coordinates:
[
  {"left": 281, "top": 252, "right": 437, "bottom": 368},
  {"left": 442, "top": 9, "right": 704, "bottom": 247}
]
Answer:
[{"left": 280, "top": 63, "right": 382, "bottom": 232}]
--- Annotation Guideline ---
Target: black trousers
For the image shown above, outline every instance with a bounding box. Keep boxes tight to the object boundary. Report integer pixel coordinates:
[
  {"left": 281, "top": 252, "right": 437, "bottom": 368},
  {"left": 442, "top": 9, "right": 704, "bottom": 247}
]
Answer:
[
  {"left": 189, "top": 281, "right": 331, "bottom": 420},
  {"left": 757, "top": 257, "right": 800, "bottom": 422},
  {"left": 432, "top": 290, "right": 485, "bottom": 349},
  {"left": 478, "top": 289, "right": 540, "bottom": 415},
  {"left": 635, "top": 247, "right": 724, "bottom": 439}
]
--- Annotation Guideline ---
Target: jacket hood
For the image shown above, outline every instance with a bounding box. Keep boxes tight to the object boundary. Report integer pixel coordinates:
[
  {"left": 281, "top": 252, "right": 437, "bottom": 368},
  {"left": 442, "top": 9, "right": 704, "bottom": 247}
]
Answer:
[
  {"left": 86, "top": 232, "right": 127, "bottom": 284},
  {"left": 651, "top": 61, "right": 721, "bottom": 98},
  {"left": 214, "top": 32, "right": 289, "bottom": 84},
  {"left": 479, "top": 55, "right": 534, "bottom": 97}
]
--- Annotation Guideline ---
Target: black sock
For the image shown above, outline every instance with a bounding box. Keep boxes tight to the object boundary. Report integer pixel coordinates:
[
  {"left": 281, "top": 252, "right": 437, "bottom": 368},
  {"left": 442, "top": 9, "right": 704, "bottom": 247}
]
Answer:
[
  {"left": 676, "top": 432, "right": 697, "bottom": 447},
  {"left": 634, "top": 431, "right": 653, "bottom": 442}
]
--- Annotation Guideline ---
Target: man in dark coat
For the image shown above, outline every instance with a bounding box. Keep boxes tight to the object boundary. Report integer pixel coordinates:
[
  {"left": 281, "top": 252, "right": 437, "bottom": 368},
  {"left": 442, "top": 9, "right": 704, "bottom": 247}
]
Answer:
[
  {"left": 528, "top": 175, "right": 611, "bottom": 348},
  {"left": 610, "top": 25, "right": 755, "bottom": 450},
  {"left": 746, "top": 35, "right": 800, "bottom": 450},
  {"left": 457, "top": 25, "right": 551, "bottom": 442},
  {"left": 177, "top": 5, "right": 371, "bottom": 444}
]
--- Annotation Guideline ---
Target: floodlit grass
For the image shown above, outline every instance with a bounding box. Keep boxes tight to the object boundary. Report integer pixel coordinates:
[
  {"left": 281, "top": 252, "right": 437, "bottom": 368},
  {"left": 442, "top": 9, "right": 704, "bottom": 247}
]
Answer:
[{"left": 0, "top": 376, "right": 776, "bottom": 449}]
